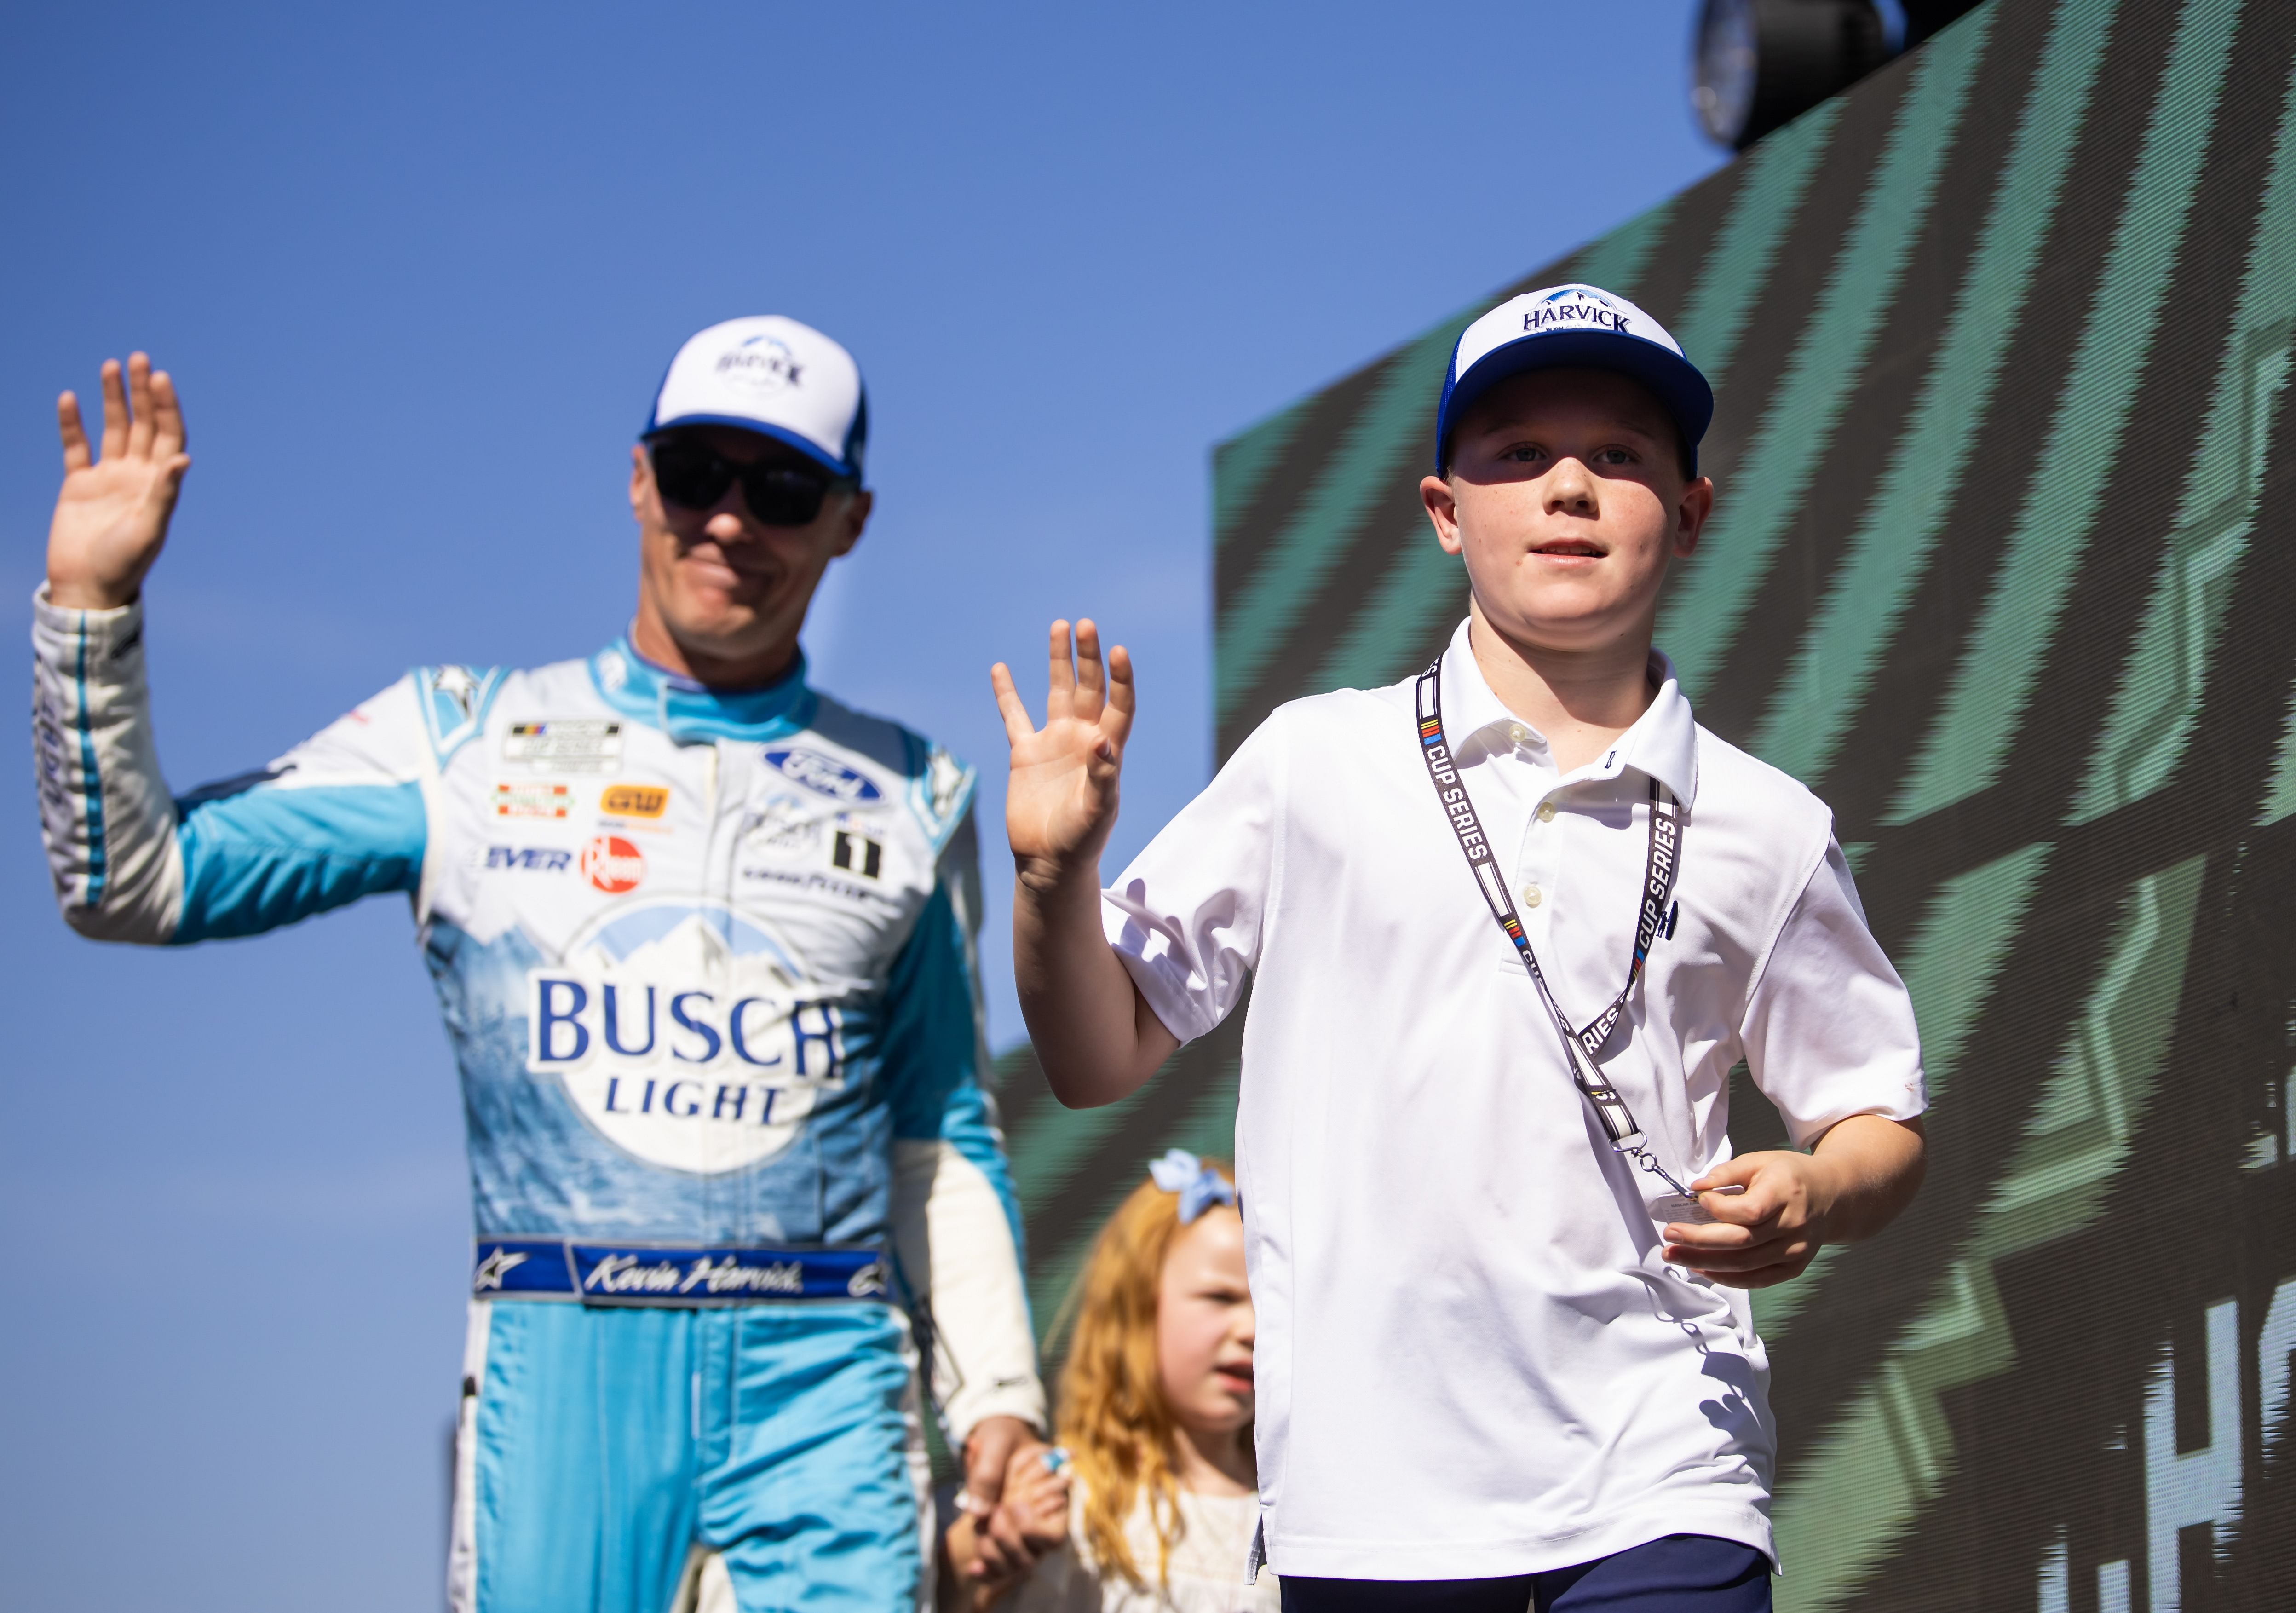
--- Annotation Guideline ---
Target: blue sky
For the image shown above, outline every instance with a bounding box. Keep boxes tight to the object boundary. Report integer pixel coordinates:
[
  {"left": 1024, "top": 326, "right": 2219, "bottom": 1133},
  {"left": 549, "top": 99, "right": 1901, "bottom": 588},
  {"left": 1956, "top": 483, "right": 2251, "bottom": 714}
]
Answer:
[{"left": 0, "top": 4, "right": 1721, "bottom": 1606}]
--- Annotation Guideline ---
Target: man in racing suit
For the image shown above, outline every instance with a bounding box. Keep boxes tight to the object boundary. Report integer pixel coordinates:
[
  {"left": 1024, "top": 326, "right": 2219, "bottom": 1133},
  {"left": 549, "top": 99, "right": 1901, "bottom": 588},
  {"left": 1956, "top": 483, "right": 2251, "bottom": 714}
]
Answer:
[{"left": 31, "top": 319, "right": 1046, "bottom": 1612}]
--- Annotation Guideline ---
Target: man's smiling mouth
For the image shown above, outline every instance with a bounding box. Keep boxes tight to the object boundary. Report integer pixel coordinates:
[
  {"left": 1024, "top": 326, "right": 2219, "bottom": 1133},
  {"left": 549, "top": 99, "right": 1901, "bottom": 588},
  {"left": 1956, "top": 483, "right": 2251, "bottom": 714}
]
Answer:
[
  {"left": 1531, "top": 539, "right": 1605, "bottom": 558},
  {"left": 681, "top": 543, "right": 779, "bottom": 585}
]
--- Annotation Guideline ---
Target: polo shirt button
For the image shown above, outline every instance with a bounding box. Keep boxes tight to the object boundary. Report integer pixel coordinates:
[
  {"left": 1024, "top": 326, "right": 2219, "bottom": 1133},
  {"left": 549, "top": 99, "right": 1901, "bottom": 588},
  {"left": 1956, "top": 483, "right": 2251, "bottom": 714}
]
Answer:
[
  {"left": 1536, "top": 802, "right": 1555, "bottom": 822},
  {"left": 1521, "top": 884, "right": 1543, "bottom": 907},
  {"left": 1508, "top": 724, "right": 1528, "bottom": 745}
]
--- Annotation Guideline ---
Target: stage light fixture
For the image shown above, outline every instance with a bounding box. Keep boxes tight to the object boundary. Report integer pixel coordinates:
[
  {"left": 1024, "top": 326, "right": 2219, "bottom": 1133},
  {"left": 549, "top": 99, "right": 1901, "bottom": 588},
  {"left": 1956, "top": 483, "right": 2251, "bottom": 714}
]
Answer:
[{"left": 1692, "top": 0, "right": 1888, "bottom": 150}]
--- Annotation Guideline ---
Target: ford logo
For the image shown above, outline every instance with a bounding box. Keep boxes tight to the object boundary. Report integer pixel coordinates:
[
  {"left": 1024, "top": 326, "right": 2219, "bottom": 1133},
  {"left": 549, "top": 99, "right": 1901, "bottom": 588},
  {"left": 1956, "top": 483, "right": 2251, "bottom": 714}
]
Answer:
[{"left": 763, "top": 748, "right": 882, "bottom": 802}]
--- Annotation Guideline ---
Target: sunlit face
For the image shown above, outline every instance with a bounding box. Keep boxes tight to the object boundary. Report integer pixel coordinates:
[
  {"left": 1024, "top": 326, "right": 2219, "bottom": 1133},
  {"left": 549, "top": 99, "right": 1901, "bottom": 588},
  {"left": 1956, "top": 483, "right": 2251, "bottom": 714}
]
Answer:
[
  {"left": 1156, "top": 1207, "right": 1255, "bottom": 1437},
  {"left": 629, "top": 426, "right": 870, "bottom": 676},
  {"left": 1422, "top": 369, "right": 1711, "bottom": 655}
]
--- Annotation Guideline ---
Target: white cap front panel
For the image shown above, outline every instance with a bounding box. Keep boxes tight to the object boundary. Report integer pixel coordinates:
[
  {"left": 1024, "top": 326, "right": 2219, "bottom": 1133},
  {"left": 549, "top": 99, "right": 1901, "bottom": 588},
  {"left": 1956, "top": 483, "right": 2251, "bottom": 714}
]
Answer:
[
  {"left": 647, "top": 315, "right": 866, "bottom": 478},
  {"left": 1451, "top": 284, "right": 1685, "bottom": 381}
]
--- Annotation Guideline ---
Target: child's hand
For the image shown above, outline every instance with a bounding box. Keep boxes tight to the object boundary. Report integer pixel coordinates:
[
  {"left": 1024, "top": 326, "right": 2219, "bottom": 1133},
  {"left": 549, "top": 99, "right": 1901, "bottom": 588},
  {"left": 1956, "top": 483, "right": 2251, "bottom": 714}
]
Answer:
[
  {"left": 1660, "top": 1115, "right": 1926, "bottom": 1287},
  {"left": 991, "top": 619, "right": 1135, "bottom": 891},
  {"left": 961, "top": 1447, "right": 1072, "bottom": 1592},
  {"left": 1660, "top": 1150, "right": 1828, "bottom": 1286},
  {"left": 997, "top": 1445, "right": 1071, "bottom": 1552}
]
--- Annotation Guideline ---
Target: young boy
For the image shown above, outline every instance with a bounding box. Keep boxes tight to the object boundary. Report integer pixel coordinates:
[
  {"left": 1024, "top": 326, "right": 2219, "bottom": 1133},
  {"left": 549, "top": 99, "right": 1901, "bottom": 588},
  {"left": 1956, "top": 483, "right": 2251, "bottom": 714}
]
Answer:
[{"left": 990, "top": 284, "right": 1928, "bottom": 1613}]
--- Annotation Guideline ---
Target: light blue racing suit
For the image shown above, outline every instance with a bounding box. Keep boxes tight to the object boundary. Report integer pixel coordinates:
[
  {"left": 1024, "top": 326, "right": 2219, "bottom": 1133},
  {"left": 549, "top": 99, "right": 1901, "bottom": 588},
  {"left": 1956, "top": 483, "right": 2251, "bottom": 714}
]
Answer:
[{"left": 31, "top": 591, "right": 1045, "bottom": 1613}]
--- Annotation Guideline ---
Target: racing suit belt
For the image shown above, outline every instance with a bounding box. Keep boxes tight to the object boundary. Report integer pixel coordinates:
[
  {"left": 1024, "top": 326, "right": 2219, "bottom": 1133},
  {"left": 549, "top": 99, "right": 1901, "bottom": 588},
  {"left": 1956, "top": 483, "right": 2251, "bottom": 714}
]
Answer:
[{"left": 472, "top": 1238, "right": 890, "bottom": 1305}]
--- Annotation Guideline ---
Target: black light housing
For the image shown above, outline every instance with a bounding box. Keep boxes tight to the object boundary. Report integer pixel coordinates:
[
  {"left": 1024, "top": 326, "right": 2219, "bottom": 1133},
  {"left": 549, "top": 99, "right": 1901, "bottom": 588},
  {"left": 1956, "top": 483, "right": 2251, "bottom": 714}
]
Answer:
[{"left": 1691, "top": 0, "right": 1887, "bottom": 150}]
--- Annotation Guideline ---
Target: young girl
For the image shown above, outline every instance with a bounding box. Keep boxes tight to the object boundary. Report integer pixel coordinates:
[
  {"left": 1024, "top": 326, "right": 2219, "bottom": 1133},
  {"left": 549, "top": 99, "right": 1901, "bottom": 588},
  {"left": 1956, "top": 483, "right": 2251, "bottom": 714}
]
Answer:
[{"left": 949, "top": 1150, "right": 1276, "bottom": 1613}]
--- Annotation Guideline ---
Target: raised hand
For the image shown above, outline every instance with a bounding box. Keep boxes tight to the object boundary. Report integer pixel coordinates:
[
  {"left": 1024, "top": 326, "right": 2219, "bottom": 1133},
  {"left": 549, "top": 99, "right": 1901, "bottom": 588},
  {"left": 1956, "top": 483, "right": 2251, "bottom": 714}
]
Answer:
[
  {"left": 48, "top": 354, "right": 191, "bottom": 611},
  {"left": 991, "top": 620, "right": 1135, "bottom": 889}
]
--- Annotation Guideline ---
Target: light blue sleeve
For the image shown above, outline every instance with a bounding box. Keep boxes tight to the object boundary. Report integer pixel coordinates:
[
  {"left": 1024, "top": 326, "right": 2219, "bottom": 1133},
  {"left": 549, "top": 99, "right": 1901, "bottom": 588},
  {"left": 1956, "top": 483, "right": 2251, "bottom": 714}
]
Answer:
[
  {"left": 170, "top": 773, "right": 426, "bottom": 943},
  {"left": 881, "top": 810, "right": 1025, "bottom": 1262}
]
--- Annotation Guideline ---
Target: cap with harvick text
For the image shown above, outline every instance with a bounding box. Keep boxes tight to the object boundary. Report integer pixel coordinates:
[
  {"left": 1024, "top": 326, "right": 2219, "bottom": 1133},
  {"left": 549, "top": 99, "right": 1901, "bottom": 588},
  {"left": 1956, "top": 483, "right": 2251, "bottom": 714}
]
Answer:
[
  {"left": 1435, "top": 284, "right": 1713, "bottom": 477},
  {"left": 643, "top": 315, "right": 869, "bottom": 484}
]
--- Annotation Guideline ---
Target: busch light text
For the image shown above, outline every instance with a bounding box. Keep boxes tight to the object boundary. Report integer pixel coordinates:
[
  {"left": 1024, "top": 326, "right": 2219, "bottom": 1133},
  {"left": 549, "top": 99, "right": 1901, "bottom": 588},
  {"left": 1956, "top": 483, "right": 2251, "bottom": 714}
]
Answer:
[{"left": 525, "top": 973, "right": 844, "bottom": 1127}]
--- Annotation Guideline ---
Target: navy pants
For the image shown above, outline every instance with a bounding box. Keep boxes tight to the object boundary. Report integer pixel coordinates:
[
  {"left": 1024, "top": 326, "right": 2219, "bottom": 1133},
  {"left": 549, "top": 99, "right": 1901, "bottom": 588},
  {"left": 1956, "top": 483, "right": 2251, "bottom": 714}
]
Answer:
[{"left": 1278, "top": 1534, "right": 1771, "bottom": 1613}]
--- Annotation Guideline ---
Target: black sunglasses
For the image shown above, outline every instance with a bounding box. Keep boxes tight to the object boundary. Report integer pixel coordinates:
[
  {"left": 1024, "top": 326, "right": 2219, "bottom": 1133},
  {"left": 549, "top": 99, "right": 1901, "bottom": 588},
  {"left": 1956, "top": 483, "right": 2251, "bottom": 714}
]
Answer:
[{"left": 649, "top": 437, "right": 846, "bottom": 527}]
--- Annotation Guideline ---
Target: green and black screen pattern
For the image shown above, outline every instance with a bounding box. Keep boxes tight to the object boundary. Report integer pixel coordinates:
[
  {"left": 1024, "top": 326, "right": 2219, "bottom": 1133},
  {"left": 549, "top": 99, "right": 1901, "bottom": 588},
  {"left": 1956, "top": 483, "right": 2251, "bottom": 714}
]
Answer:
[{"left": 991, "top": 0, "right": 2296, "bottom": 1604}]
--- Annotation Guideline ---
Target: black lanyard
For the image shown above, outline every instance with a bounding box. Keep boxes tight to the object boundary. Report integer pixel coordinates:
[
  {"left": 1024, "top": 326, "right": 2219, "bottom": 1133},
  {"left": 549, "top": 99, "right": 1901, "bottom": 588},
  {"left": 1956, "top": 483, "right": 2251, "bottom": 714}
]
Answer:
[{"left": 1414, "top": 653, "right": 1693, "bottom": 1198}]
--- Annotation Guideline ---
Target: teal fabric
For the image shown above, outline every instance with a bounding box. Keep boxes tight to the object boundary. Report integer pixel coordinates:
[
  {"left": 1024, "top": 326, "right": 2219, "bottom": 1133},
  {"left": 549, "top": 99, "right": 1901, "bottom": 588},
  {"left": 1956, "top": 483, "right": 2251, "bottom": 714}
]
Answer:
[
  {"left": 173, "top": 779, "right": 425, "bottom": 942},
  {"left": 472, "top": 1300, "right": 921, "bottom": 1613}
]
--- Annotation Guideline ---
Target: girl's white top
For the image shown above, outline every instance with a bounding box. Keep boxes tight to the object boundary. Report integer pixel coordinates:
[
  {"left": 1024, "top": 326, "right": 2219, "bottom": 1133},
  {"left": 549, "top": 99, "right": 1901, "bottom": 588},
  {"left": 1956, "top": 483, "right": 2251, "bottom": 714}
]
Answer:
[{"left": 1006, "top": 1483, "right": 1280, "bottom": 1613}]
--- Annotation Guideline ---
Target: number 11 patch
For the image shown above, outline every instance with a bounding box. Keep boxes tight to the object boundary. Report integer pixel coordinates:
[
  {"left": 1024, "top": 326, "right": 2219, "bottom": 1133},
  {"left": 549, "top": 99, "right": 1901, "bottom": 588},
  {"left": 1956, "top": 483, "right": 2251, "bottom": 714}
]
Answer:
[{"left": 831, "top": 829, "right": 883, "bottom": 879}]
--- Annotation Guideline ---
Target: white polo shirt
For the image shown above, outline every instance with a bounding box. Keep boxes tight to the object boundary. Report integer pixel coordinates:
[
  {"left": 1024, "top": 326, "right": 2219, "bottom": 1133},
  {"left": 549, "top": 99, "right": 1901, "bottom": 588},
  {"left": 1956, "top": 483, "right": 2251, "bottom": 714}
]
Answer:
[{"left": 1102, "top": 616, "right": 1925, "bottom": 1581}]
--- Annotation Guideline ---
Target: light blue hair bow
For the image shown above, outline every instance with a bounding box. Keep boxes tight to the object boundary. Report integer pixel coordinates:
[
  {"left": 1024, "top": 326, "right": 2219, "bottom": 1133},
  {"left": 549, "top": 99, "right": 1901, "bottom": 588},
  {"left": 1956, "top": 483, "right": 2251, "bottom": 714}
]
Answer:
[{"left": 1148, "top": 1148, "right": 1237, "bottom": 1224}]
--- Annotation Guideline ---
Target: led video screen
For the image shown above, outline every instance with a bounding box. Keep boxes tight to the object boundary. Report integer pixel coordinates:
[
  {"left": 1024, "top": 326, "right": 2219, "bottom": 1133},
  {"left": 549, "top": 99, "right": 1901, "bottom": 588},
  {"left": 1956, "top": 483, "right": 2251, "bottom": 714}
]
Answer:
[{"left": 998, "top": 2, "right": 2296, "bottom": 1604}]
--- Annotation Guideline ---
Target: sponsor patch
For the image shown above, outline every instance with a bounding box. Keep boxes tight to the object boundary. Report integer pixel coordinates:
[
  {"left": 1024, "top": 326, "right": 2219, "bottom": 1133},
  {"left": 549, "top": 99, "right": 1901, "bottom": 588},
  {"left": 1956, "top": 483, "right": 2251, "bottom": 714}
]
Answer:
[
  {"left": 718, "top": 334, "right": 804, "bottom": 391},
  {"left": 483, "top": 845, "right": 572, "bottom": 872},
  {"left": 504, "top": 719, "right": 623, "bottom": 774},
  {"left": 524, "top": 902, "right": 838, "bottom": 1173},
  {"left": 830, "top": 827, "right": 883, "bottom": 880},
  {"left": 740, "top": 797, "right": 821, "bottom": 859},
  {"left": 581, "top": 834, "right": 646, "bottom": 894},
  {"left": 764, "top": 747, "right": 882, "bottom": 803},
  {"left": 495, "top": 783, "right": 572, "bottom": 819},
  {"left": 738, "top": 865, "right": 897, "bottom": 907},
  {"left": 600, "top": 783, "right": 669, "bottom": 819}
]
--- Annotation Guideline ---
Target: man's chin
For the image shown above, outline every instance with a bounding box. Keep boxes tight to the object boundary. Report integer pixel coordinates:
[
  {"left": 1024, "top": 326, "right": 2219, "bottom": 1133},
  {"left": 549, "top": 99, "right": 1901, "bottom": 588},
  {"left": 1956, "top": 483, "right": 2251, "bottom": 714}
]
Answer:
[
  {"left": 657, "top": 606, "right": 791, "bottom": 668},
  {"left": 664, "top": 582, "right": 778, "bottom": 640}
]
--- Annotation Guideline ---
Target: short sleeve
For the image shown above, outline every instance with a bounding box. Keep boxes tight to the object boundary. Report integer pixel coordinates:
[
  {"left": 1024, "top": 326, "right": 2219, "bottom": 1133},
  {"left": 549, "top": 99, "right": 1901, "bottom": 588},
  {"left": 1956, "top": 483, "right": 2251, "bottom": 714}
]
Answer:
[
  {"left": 1100, "top": 714, "right": 1286, "bottom": 1046},
  {"left": 1739, "top": 839, "right": 1928, "bottom": 1147}
]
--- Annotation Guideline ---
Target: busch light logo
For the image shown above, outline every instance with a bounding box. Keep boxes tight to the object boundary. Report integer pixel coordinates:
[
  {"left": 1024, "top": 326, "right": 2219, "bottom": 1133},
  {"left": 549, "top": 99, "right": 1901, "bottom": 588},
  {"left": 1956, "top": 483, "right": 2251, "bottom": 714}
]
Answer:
[
  {"left": 764, "top": 748, "right": 883, "bottom": 803},
  {"left": 526, "top": 904, "right": 843, "bottom": 1173}
]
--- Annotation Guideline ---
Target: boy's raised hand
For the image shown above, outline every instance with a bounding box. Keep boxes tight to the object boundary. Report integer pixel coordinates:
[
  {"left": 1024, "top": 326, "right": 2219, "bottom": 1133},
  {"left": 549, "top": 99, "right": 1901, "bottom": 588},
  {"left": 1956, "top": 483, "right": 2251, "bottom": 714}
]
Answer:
[
  {"left": 48, "top": 354, "right": 192, "bottom": 611},
  {"left": 991, "top": 619, "right": 1135, "bottom": 887}
]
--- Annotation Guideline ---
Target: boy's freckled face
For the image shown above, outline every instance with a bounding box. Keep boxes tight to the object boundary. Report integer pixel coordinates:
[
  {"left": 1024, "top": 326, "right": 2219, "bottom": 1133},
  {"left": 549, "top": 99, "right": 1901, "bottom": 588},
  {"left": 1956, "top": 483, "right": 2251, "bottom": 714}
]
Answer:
[{"left": 1425, "top": 369, "right": 1712, "bottom": 653}]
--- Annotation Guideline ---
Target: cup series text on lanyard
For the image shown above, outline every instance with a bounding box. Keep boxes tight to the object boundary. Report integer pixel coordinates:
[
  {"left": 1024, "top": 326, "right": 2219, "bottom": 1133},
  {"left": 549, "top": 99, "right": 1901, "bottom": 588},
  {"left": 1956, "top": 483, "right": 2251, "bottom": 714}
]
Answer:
[{"left": 1413, "top": 654, "right": 1696, "bottom": 1200}]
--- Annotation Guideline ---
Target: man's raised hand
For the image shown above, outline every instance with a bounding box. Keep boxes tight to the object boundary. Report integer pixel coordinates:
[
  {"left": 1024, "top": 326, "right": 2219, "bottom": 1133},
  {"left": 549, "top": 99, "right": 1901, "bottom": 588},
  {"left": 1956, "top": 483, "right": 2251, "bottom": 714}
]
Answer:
[
  {"left": 990, "top": 620, "right": 1135, "bottom": 891},
  {"left": 48, "top": 354, "right": 190, "bottom": 611}
]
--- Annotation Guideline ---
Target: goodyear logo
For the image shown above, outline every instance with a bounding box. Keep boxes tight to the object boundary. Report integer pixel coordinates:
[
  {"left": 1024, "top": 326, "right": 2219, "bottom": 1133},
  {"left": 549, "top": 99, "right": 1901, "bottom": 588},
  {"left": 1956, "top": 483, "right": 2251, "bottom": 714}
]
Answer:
[{"left": 601, "top": 784, "right": 669, "bottom": 819}]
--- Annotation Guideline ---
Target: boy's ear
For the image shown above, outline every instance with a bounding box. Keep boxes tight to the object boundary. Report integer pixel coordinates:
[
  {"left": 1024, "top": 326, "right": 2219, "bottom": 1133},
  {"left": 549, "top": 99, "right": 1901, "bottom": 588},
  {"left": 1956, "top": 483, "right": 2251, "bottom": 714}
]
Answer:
[
  {"left": 1422, "top": 475, "right": 1464, "bottom": 555},
  {"left": 1673, "top": 476, "right": 1715, "bottom": 559}
]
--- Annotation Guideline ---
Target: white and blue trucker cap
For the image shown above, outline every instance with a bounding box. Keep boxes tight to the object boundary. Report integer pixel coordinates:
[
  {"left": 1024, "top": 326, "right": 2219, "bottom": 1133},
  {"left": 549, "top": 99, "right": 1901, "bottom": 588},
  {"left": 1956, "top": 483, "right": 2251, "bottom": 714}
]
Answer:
[
  {"left": 1435, "top": 284, "right": 1713, "bottom": 476},
  {"left": 643, "top": 315, "right": 869, "bottom": 484}
]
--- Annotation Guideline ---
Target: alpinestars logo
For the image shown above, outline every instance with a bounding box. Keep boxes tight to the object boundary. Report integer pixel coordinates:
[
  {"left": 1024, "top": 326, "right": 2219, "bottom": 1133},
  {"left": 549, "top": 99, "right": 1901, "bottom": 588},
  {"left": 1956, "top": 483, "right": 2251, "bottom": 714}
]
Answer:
[
  {"left": 472, "top": 1247, "right": 530, "bottom": 1290},
  {"left": 925, "top": 746, "right": 968, "bottom": 827},
  {"left": 432, "top": 664, "right": 481, "bottom": 723}
]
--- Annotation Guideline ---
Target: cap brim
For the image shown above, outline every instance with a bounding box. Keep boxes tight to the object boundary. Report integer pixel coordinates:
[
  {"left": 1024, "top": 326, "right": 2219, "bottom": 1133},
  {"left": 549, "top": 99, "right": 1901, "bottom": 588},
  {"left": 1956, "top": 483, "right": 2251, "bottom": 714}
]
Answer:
[
  {"left": 1437, "top": 330, "right": 1715, "bottom": 476},
  {"left": 642, "top": 415, "right": 858, "bottom": 482}
]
